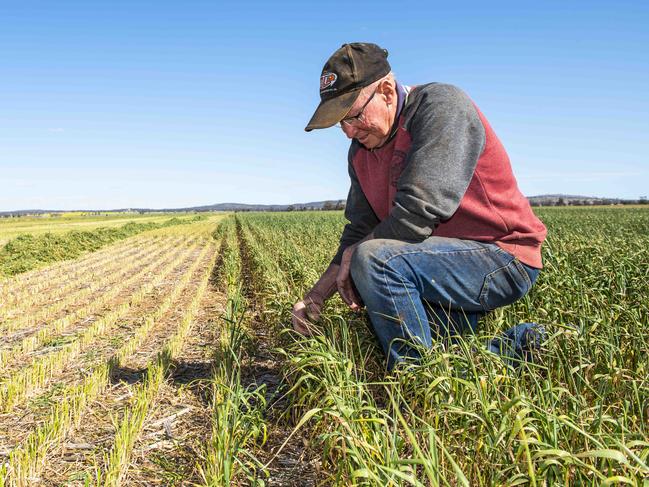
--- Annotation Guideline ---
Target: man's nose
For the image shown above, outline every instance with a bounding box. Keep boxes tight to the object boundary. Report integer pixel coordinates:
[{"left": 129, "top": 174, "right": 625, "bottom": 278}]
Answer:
[{"left": 340, "top": 123, "right": 359, "bottom": 139}]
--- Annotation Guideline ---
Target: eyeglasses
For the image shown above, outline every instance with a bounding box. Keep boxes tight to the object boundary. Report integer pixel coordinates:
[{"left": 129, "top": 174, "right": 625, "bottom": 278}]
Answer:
[{"left": 338, "top": 90, "right": 377, "bottom": 128}]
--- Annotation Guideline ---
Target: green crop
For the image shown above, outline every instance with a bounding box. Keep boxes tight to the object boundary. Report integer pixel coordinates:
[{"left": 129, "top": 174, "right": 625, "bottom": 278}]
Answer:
[
  {"left": 231, "top": 207, "right": 649, "bottom": 485},
  {"left": 0, "top": 208, "right": 646, "bottom": 486}
]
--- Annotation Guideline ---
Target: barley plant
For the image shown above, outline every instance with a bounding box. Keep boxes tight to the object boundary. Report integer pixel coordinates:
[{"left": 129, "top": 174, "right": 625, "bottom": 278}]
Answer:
[{"left": 199, "top": 217, "right": 268, "bottom": 486}]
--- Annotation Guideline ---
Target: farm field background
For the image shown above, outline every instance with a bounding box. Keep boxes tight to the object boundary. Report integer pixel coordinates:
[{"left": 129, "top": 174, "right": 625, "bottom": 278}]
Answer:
[
  {"left": 0, "top": 212, "right": 204, "bottom": 248},
  {"left": 0, "top": 207, "right": 647, "bottom": 486}
]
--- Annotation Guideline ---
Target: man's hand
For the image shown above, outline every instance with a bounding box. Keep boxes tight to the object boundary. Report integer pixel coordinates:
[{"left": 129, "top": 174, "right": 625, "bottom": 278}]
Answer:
[
  {"left": 337, "top": 243, "right": 363, "bottom": 312},
  {"left": 291, "top": 291, "right": 325, "bottom": 335}
]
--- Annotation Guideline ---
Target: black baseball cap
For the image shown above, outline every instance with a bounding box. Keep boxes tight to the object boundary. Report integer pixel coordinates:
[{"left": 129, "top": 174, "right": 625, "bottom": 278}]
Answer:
[{"left": 305, "top": 42, "right": 391, "bottom": 132}]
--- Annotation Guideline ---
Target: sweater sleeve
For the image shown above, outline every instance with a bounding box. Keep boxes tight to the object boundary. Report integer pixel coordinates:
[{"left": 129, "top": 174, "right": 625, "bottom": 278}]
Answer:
[
  {"left": 373, "top": 84, "right": 485, "bottom": 241},
  {"left": 331, "top": 146, "right": 379, "bottom": 265}
]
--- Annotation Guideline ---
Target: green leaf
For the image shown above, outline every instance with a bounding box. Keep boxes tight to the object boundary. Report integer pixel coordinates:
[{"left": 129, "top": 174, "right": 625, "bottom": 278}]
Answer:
[
  {"left": 575, "top": 449, "right": 628, "bottom": 465},
  {"left": 601, "top": 476, "right": 635, "bottom": 486}
]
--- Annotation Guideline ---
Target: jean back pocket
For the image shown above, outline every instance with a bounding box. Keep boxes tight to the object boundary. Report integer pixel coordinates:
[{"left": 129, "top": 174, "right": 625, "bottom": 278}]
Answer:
[{"left": 479, "top": 259, "right": 534, "bottom": 311}]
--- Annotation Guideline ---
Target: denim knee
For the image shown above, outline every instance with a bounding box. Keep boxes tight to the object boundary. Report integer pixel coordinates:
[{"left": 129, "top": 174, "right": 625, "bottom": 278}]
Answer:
[
  {"left": 351, "top": 240, "right": 406, "bottom": 290},
  {"left": 350, "top": 240, "right": 386, "bottom": 286},
  {"left": 350, "top": 241, "right": 374, "bottom": 286}
]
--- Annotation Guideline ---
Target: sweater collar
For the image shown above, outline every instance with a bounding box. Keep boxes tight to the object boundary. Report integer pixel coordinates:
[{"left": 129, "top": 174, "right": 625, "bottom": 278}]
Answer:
[{"left": 394, "top": 80, "right": 407, "bottom": 122}]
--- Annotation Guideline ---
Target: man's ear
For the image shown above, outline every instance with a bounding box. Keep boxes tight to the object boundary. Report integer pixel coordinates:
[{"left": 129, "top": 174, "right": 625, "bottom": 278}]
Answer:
[{"left": 378, "top": 77, "right": 397, "bottom": 106}]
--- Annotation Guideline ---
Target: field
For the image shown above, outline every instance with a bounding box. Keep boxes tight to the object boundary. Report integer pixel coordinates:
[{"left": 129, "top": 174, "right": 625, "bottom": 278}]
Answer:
[
  {"left": 0, "top": 208, "right": 647, "bottom": 486},
  {"left": 0, "top": 213, "right": 201, "bottom": 248}
]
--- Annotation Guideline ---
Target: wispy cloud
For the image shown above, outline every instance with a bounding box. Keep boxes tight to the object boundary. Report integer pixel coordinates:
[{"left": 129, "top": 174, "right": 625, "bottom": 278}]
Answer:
[{"left": 47, "top": 127, "right": 65, "bottom": 133}]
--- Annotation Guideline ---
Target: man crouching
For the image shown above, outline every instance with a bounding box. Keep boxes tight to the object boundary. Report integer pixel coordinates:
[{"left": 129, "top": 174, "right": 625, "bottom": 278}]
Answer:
[{"left": 292, "top": 42, "right": 547, "bottom": 370}]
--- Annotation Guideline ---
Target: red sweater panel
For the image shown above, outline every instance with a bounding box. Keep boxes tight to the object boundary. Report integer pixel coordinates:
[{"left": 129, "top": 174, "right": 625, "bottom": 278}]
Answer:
[{"left": 351, "top": 104, "right": 547, "bottom": 268}]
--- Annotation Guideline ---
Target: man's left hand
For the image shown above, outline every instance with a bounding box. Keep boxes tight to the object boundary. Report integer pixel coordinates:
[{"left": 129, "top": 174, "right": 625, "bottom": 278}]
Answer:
[
  {"left": 337, "top": 232, "right": 374, "bottom": 311},
  {"left": 336, "top": 243, "right": 362, "bottom": 311}
]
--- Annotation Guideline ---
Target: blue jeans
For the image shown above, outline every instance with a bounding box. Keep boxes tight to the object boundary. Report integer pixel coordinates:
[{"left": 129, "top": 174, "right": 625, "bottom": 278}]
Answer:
[{"left": 350, "top": 237, "right": 540, "bottom": 369}]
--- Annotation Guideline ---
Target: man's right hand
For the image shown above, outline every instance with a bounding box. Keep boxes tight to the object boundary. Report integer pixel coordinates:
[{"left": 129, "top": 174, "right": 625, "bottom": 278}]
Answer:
[{"left": 291, "top": 292, "right": 325, "bottom": 335}]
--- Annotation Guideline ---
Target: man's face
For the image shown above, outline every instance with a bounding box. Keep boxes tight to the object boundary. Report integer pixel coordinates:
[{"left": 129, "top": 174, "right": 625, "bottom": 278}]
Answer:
[{"left": 340, "top": 85, "right": 393, "bottom": 149}]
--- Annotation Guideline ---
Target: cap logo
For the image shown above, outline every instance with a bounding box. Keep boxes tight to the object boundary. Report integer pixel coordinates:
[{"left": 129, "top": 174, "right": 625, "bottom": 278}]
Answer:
[{"left": 320, "top": 72, "right": 337, "bottom": 91}]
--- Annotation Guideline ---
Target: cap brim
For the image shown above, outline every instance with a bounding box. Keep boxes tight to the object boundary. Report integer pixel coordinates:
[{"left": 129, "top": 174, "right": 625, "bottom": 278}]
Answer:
[{"left": 304, "top": 89, "right": 361, "bottom": 132}]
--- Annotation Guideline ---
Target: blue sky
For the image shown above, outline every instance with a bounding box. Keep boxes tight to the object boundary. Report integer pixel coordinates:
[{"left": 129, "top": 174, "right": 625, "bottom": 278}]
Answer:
[{"left": 1, "top": 1, "right": 647, "bottom": 210}]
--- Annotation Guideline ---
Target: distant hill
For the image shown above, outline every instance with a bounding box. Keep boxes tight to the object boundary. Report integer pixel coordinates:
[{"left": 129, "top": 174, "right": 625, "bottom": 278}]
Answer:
[
  {"left": 2, "top": 195, "right": 647, "bottom": 218},
  {"left": 172, "top": 200, "right": 346, "bottom": 212},
  {"left": 0, "top": 209, "right": 52, "bottom": 217},
  {"left": 0, "top": 200, "right": 347, "bottom": 217}
]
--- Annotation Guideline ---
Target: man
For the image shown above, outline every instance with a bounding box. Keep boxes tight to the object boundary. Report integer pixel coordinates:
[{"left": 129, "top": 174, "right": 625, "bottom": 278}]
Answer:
[{"left": 292, "top": 42, "right": 547, "bottom": 369}]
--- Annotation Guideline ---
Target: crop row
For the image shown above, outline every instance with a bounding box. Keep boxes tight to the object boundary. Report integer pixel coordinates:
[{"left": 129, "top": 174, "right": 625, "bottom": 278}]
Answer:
[
  {"left": 144, "top": 214, "right": 224, "bottom": 238},
  {"left": 0, "top": 237, "right": 195, "bottom": 380},
  {"left": 0, "top": 236, "right": 154, "bottom": 314},
  {"left": 0, "top": 215, "right": 206, "bottom": 277},
  {"left": 0, "top": 236, "right": 156, "bottom": 302},
  {"left": 0, "top": 238, "right": 204, "bottom": 415},
  {"left": 96, "top": 240, "right": 220, "bottom": 486},
  {"left": 235, "top": 216, "right": 389, "bottom": 484},
  {"left": 0, "top": 236, "right": 188, "bottom": 338},
  {"left": 198, "top": 217, "right": 267, "bottom": 486},
  {"left": 0, "top": 237, "right": 216, "bottom": 486}
]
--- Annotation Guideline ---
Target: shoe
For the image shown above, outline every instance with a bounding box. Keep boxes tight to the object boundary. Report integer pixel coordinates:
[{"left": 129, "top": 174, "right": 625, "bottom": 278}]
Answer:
[{"left": 487, "top": 322, "right": 546, "bottom": 367}]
